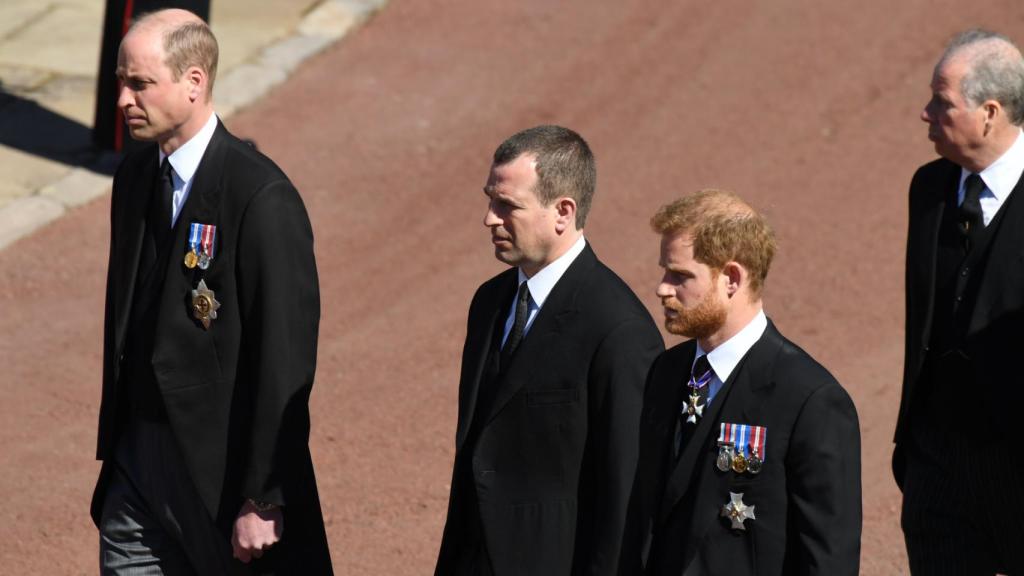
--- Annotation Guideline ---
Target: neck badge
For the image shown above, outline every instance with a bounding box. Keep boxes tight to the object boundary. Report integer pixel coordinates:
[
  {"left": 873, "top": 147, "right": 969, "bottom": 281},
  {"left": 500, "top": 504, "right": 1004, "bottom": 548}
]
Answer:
[
  {"left": 721, "top": 492, "right": 756, "bottom": 530},
  {"left": 718, "top": 423, "right": 767, "bottom": 475},
  {"left": 185, "top": 222, "right": 217, "bottom": 270},
  {"left": 191, "top": 279, "right": 220, "bottom": 329},
  {"left": 681, "top": 366, "right": 713, "bottom": 424}
]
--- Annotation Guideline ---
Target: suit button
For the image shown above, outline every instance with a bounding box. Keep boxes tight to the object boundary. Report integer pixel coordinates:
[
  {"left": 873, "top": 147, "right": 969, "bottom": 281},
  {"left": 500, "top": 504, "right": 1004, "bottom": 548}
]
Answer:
[
  {"left": 961, "top": 268, "right": 969, "bottom": 276},
  {"left": 923, "top": 346, "right": 930, "bottom": 352},
  {"left": 956, "top": 296, "right": 963, "bottom": 302}
]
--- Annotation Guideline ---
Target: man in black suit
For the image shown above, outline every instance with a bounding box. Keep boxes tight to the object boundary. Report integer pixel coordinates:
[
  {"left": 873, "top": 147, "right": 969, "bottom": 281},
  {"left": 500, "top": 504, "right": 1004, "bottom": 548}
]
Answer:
[
  {"left": 895, "top": 29, "right": 1024, "bottom": 575},
  {"left": 435, "top": 125, "right": 664, "bottom": 576},
  {"left": 620, "top": 190, "right": 861, "bottom": 576},
  {"left": 92, "top": 9, "right": 332, "bottom": 574}
]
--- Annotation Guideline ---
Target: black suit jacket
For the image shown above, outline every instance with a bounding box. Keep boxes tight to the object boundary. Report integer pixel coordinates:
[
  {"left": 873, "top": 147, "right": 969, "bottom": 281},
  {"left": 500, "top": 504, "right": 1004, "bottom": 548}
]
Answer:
[
  {"left": 896, "top": 158, "right": 1024, "bottom": 451},
  {"left": 621, "top": 321, "right": 861, "bottom": 576},
  {"left": 435, "top": 243, "right": 664, "bottom": 576},
  {"left": 92, "top": 122, "right": 332, "bottom": 572}
]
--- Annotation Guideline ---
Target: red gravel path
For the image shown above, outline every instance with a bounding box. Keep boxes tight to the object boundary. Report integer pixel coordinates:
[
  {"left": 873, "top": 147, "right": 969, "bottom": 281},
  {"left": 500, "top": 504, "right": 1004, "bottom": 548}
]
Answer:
[{"left": 3, "top": 1, "right": 1021, "bottom": 573}]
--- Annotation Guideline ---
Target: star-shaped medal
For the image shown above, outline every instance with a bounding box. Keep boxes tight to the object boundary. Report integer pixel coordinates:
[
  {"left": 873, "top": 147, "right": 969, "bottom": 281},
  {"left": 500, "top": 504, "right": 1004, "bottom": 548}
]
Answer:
[
  {"left": 191, "top": 279, "right": 220, "bottom": 330},
  {"left": 721, "top": 492, "right": 756, "bottom": 530},
  {"left": 681, "top": 391, "right": 705, "bottom": 424}
]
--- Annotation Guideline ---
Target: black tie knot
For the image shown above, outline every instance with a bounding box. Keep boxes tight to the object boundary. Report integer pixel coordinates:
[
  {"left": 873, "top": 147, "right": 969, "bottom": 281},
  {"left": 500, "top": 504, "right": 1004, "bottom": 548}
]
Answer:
[{"left": 691, "top": 354, "right": 712, "bottom": 383}]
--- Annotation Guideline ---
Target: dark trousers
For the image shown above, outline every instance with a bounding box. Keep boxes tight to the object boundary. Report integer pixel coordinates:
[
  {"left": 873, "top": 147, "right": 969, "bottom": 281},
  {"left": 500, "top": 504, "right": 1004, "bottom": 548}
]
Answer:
[
  {"left": 100, "top": 417, "right": 237, "bottom": 575},
  {"left": 901, "top": 437, "right": 1024, "bottom": 575}
]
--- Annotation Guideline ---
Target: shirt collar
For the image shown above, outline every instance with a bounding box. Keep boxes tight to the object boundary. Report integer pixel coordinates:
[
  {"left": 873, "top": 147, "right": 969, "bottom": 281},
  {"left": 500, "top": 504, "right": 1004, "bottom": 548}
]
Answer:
[
  {"left": 961, "top": 128, "right": 1024, "bottom": 203},
  {"left": 159, "top": 112, "right": 219, "bottom": 183},
  {"left": 516, "top": 235, "right": 587, "bottom": 308},
  {"left": 695, "top": 309, "right": 768, "bottom": 383}
]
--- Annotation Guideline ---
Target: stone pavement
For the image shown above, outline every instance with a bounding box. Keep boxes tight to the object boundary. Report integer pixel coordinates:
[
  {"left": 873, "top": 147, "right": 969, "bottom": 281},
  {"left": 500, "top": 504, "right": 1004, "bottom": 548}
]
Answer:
[{"left": 0, "top": 0, "right": 388, "bottom": 251}]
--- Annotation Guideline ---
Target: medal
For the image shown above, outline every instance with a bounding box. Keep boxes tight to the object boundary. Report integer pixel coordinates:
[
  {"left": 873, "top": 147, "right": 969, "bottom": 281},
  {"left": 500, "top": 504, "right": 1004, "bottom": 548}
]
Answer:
[
  {"left": 718, "top": 423, "right": 768, "bottom": 475},
  {"left": 716, "top": 441, "right": 734, "bottom": 472},
  {"left": 681, "top": 391, "right": 705, "bottom": 424},
  {"left": 747, "top": 425, "right": 766, "bottom": 475},
  {"left": 191, "top": 279, "right": 220, "bottom": 329},
  {"left": 721, "top": 492, "right": 756, "bottom": 530},
  {"left": 747, "top": 448, "right": 763, "bottom": 475},
  {"left": 682, "top": 360, "right": 713, "bottom": 424},
  {"left": 732, "top": 451, "right": 748, "bottom": 474},
  {"left": 187, "top": 222, "right": 217, "bottom": 270}
]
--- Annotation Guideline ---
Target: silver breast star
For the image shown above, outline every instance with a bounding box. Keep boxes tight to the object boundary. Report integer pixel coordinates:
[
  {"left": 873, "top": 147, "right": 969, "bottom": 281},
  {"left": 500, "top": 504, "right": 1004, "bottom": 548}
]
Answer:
[{"left": 721, "top": 492, "right": 756, "bottom": 530}]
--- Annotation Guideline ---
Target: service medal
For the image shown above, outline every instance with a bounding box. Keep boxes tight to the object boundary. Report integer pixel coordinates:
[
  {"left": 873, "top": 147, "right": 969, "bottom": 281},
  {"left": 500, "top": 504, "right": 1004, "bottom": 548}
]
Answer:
[
  {"left": 721, "top": 492, "right": 756, "bottom": 530},
  {"left": 184, "top": 250, "right": 199, "bottom": 269},
  {"left": 187, "top": 222, "right": 217, "bottom": 271},
  {"left": 191, "top": 279, "right": 220, "bottom": 329},
  {"left": 747, "top": 450, "right": 763, "bottom": 475},
  {"left": 732, "top": 452, "right": 748, "bottom": 474},
  {"left": 717, "top": 441, "right": 734, "bottom": 472}
]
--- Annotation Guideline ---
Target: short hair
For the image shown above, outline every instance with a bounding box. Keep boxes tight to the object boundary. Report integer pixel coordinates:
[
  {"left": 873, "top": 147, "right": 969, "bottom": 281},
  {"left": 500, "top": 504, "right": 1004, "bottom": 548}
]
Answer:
[
  {"left": 492, "top": 125, "right": 596, "bottom": 229},
  {"left": 132, "top": 12, "right": 219, "bottom": 98},
  {"left": 651, "top": 189, "right": 776, "bottom": 297},
  {"left": 938, "top": 29, "right": 1024, "bottom": 125}
]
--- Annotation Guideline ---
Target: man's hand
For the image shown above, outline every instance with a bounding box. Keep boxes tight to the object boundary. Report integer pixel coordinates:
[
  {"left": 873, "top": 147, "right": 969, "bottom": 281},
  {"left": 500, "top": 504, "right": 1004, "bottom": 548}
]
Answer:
[{"left": 232, "top": 500, "right": 284, "bottom": 563}]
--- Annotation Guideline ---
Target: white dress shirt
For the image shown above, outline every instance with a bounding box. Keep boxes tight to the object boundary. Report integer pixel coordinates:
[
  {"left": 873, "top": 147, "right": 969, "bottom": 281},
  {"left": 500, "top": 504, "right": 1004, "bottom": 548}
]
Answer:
[
  {"left": 158, "top": 112, "right": 219, "bottom": 226},
  {"left": 501, "top": 235, "right": 587, "bottom": 347},
  {"left": 695, "top": 309, "right": 768, "bottom": 405},
  {"left": 958, "top": 128, "right": 1024, "bottom": 226}
]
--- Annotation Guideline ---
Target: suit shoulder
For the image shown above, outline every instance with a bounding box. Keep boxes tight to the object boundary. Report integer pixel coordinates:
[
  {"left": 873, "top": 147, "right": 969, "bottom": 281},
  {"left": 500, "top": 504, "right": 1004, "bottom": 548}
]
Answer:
[
  {"left": 910, "top": 157, "right": 956, "bottom": 195},
  {"left": 470, "top": 268, "right": 517, "bottom": 304},
  {"left": 771, "top": 332, "right": 847, "bottom": 400},
  {"left": 582, "top": 259, "right": 655, "bottom": 323},
  {"left": 224, "top": 134, "right": 289, "bottom": 180}
]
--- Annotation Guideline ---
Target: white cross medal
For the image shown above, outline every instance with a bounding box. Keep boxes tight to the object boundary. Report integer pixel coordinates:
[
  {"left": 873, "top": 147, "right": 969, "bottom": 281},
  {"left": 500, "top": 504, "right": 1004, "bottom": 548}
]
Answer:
[
  {"left": 681, "top": 368, "right": 713, "bottom": 424},
  {"left": 721, "top": 492, "right": 756, "bottom": 530}
]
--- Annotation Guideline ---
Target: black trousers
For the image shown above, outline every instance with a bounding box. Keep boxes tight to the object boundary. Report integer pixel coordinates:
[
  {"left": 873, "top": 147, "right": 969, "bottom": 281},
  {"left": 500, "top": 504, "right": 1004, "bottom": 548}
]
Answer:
[{"left": 901, "top": 435, "right": 1024, "bottom": 575}]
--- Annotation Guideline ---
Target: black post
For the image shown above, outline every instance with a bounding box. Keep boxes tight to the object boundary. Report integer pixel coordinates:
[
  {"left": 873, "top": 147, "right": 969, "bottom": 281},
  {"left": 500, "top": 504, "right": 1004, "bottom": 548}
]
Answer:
[{"left": 92, "top": 0, "right": 211, "bottom": 152}]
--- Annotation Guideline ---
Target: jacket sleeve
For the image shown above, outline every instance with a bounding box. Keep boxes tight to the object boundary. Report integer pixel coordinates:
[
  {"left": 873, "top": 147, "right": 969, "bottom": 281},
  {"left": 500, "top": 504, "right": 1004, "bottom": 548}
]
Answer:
[
  {"left": 235, "top": 179, "right": 321, "bottom": 507},
  {"left": 785, "top": 383, "right": 862, "bottom": 576},
  {"left": 575, "top": 317, "right": 664, "bottom": 576}
]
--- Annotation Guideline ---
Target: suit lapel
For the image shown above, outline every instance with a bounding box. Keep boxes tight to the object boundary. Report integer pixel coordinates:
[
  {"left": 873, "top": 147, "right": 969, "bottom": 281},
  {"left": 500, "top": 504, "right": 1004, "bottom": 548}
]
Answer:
[
  {"left": 112, "top": 148, "right": 160, "bottom": 358},
  {"left": 152, "top": 123, "right": 228, "bottom": 363},
  {"left": 480, "top": 243, "right": 597, "bottom": 427},
  {"left": 913, "top": 163, "right": 959, "bottom": 352},
  {"left": 456, "top": 271, "right": 517, "bottom": 451},
  {"left": 657, "top": 322, "right": 784, "bottom": 527}
]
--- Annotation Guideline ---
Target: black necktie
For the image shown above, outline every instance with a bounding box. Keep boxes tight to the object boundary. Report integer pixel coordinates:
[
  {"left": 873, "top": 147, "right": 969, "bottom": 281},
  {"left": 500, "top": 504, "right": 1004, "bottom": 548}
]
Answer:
[
  {"left": 500, "top": 281, "right": 531, "bottom": 368},
  {"left": 139, "top": 159, "right": 175, "bottom": 280},
  {"left": 959, "top": 173, "right": 985, "bottom": 253},
  {"left": 676, "top": 355, "right": 713, "bottom": 459}
]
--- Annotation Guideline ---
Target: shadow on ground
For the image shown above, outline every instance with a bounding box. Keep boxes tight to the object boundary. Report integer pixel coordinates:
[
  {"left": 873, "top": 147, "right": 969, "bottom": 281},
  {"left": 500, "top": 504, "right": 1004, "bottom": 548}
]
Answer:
[{"left": 0, "top": 86, "right": 121, "bottom": 176}]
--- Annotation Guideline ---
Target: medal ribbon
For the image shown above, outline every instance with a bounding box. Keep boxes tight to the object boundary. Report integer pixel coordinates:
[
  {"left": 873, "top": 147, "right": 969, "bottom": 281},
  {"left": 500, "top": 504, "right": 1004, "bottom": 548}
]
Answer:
[
  {"left": 749, "top": 425, "right": 766, "bottom": 460},
  {"left": 188, "top": 222, "right": 203, "bottom": 255},
  {"left": 718, "top": 423, "right": 759, "bottom": 458},
  {"left": 689, "top": 367, "right": 713, "bottom": 391},
  {"left": 200, "top": 224, "right": 216, "bottom": 259}
]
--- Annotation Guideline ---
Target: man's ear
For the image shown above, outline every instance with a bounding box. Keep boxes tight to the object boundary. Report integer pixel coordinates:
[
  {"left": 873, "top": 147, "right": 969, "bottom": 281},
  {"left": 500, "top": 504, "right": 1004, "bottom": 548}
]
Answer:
[
  {"left": 721, "top": 261, "right": 746, "bottom": 298},
  {"left": 186, "top": 66, "right": 206, "bottom": 102},
  {"left": 553, "top": 197, "right": 578, "bottom": 234}
]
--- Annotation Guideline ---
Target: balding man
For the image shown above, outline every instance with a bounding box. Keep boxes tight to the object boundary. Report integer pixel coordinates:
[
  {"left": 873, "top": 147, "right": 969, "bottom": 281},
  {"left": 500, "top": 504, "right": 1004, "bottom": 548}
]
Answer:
[
  {"left": 620, "top": 190, "right": 861, "bottom": 576},
  {"left": 895, "top": 29, "right": 1024, "bottom": 574},
  {"left": 91, "top": 9, "right": 332, "bottom": 574}
]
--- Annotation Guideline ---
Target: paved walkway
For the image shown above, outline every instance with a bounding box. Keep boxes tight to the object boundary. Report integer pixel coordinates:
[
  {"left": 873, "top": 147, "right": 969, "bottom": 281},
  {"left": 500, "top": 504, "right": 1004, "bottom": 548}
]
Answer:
[{"left": 0, "top": 0, "right": 388, "bottom": 250}]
